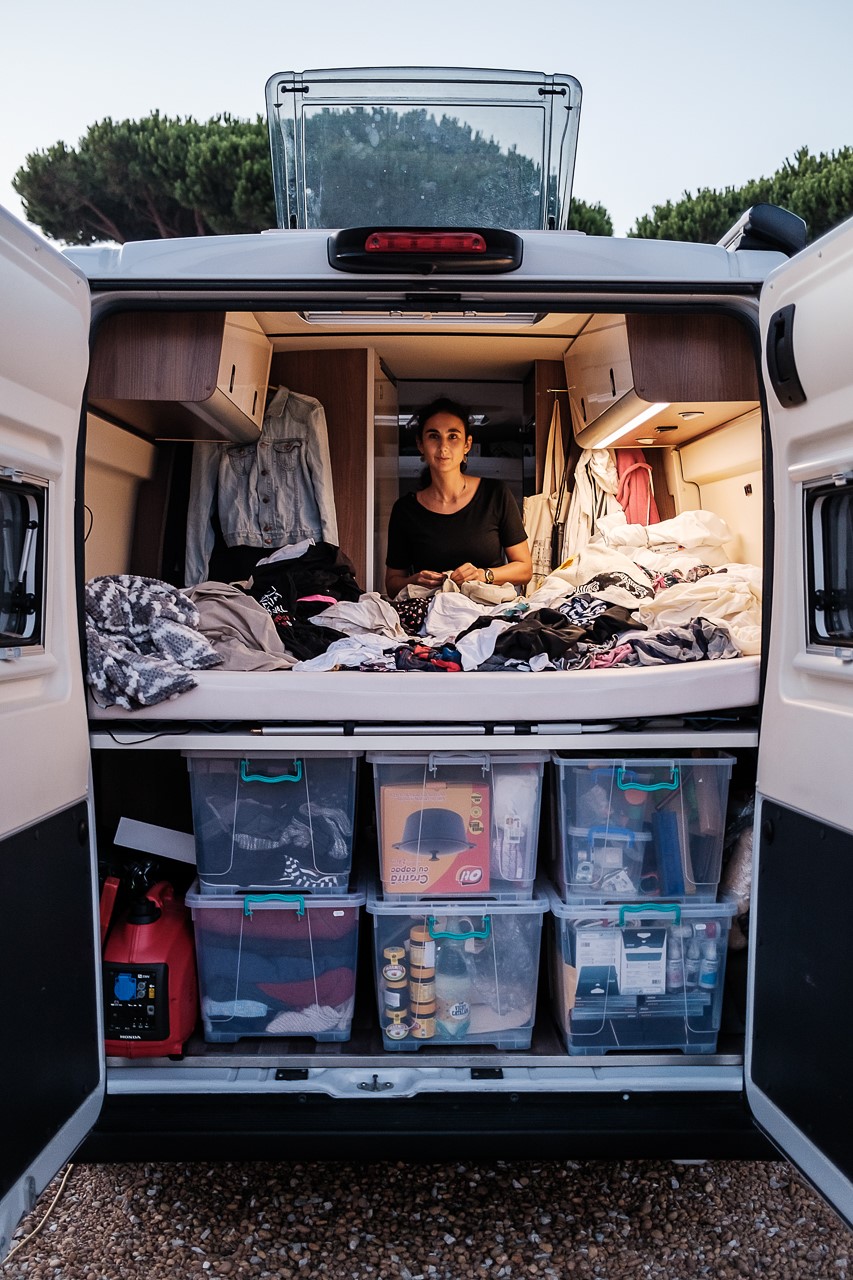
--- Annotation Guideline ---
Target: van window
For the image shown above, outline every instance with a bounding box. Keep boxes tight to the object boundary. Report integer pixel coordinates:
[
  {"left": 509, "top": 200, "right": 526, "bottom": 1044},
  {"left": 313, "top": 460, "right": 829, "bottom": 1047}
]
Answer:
[
  {"left": 806, "top": 479, "right": 853, "bottom": 647},
  {"left": 266, "top": 69, "right": 581, "bottom": 230},
  {"left": 0, "top": 473, "right": 46, "bottom": 648}
]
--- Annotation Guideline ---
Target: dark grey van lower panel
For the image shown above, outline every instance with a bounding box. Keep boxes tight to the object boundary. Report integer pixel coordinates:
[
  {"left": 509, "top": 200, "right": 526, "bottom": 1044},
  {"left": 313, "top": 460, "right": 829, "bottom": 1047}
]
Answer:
[
  {"left": 80, "top": 1092, "right": 771, "bottom": 1163},
  {"left": 2, "top": 803, "right": 100, "bottom": 1199}
]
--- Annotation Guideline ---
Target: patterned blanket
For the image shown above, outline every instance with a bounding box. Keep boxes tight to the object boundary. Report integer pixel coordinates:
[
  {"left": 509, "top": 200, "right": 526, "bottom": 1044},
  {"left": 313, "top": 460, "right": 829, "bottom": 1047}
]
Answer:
[{"left": 86, "top": 575, "right": 222, "bottom": 710}]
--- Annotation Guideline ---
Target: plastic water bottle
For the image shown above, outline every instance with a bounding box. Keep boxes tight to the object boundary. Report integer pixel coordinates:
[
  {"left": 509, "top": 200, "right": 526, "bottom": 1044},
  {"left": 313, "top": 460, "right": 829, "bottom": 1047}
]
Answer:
[{"left": 435, "top": 937, "right": 471, "bottom": 1038}]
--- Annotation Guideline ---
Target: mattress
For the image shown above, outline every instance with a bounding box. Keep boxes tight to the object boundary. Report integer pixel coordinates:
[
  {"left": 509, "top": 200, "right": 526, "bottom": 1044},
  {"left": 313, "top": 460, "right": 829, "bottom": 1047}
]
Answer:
[{"left": 88, "top": 654, "right": 760, "bottom": 725}]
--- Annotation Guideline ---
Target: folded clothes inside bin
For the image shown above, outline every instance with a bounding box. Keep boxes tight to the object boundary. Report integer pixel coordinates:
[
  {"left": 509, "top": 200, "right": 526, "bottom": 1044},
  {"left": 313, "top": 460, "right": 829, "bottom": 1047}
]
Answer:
[
  {"left": 187, "top": 882, "right": 365, "bottom": 1044},
  {"left": 186, "top": 752, "right": 361, "bottom": 895}
]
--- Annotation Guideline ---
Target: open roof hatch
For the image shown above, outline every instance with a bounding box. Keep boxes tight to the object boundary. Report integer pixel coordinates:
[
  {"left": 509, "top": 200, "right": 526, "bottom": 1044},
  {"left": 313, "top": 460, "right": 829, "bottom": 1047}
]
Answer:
[{"left": 265, "top": 67, "right": 582, "bottom": 232}]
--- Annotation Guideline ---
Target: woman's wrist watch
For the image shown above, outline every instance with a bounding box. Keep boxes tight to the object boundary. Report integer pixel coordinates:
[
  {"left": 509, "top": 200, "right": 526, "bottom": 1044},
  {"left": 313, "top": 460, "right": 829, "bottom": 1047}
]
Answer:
[{"left": 484, "top": 568, "right": 495, "bottom": 584}]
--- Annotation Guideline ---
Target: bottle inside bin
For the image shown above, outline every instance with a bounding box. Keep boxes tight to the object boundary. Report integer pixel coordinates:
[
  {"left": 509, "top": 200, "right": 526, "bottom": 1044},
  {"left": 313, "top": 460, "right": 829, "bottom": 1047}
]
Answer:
[{"left": 435, "top": 934, "right": 471, "bottom": 1038}]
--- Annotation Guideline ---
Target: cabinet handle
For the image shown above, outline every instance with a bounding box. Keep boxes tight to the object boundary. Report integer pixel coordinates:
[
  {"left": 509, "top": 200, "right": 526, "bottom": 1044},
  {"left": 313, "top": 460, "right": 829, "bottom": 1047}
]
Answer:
[{"left": 229, "top": 364, "right": 236, "bottom": 393}]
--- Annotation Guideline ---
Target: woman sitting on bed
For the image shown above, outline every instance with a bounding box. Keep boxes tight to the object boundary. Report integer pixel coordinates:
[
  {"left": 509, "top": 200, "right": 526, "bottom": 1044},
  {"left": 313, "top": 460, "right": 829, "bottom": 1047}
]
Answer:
[{"left": 384, "top": 397, "right": 532, "bottom": 599}]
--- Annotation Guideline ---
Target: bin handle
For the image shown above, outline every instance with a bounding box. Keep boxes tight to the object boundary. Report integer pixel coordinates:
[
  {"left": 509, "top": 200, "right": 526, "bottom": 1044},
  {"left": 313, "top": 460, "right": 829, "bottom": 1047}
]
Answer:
[
  {"left": 616, "top": 765, "right": 679, "bottom": 793},
  {"left": 243, "top": 893, "right": 305, "bottom": 918},
  {"left": 618, "top": 903, "right": 681, "bottom": 926},
  {"left": 240, "top": 759, "right": 303, "bottom": 784},
  {"left": 427, "top": 915, "right": 492, "bottom": 941},
  {"left": 427, "top": 752, "right": 490, "bottom": 775}
]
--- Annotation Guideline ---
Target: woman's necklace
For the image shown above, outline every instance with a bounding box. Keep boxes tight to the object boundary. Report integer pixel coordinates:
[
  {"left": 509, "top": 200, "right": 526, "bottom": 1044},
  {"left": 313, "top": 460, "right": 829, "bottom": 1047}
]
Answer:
[{"left": 435, "top": 480, "right": 467, "bottom": 505}]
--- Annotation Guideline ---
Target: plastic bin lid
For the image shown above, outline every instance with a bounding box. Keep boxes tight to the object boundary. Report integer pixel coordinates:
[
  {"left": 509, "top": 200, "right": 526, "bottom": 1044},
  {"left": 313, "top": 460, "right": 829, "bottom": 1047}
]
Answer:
[
  {"left": 367, "top": 751, "right": 549, "bottom": 765},
  {"left": 183, "top": 749, "right": 363, "bottom": 760},
  {"left": 366, "top": 878, "right": 548, "bottom": 915},
  {"left": 186, "top": 878, "right": 366, "bottom": 910},
  {"left": 545, "top": 881, "right": 737, "bottom": 920},
  {"left": 550, "top": 752, "right": 735, "bottom": 767}
]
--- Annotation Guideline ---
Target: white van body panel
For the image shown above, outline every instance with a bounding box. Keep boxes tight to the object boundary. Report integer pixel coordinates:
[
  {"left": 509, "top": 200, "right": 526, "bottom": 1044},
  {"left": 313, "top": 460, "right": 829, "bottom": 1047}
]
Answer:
[
  {"left": 0, "top": 209, "right": 104, "bottom": 1260},
  {"left": 748, "top": 214, "right": 853, "bottom": 1225},
  {"left": 0, "top": 208, "right": 91, "bottom": 838},
  {"left": 66, "top": 231, "right": 786, "bottom": 287}
]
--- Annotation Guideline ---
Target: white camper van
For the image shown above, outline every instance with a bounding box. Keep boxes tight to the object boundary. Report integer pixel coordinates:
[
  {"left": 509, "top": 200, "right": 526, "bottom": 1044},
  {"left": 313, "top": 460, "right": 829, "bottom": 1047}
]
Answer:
[{"left": 3, "top": 67, "right": 852, "bottom": 1247}]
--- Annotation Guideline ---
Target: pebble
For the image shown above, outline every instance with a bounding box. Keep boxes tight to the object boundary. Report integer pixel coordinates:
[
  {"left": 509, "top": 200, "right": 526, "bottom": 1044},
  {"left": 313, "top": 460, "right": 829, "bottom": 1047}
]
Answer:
[{"left": 2, "top": 1160, "right": 849, "bottom": 1279}]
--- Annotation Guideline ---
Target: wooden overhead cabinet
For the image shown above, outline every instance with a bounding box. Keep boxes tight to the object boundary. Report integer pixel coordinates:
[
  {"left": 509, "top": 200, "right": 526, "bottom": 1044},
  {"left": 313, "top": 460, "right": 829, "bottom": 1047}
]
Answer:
[{"left": 88, "top": 311, "right": 272, "bottom": 443}]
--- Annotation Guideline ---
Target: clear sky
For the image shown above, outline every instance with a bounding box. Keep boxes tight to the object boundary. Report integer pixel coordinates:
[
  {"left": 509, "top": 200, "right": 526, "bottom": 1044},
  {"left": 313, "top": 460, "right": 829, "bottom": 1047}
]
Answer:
[{"left": 3, "top": 0, "right": 851, "bottom": 239}]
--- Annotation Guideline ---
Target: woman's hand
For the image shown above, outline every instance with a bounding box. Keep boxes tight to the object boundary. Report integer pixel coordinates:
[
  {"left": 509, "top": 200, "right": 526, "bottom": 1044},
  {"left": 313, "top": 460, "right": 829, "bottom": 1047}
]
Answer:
[
  {"left": 448, "top": 562, "right": 483, "bottom": 585},
  {"left": 385, "top": 567, "right": 446, "bottom": 597},
  {"left": 413, "top": 569, "right": 446, "bottom": 588}
]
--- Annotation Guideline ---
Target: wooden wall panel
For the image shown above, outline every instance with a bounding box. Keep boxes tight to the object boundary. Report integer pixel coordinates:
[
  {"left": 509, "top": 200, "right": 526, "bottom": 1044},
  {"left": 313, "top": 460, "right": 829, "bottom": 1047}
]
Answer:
[
  {"left": 270, "top": 349, "right": 370, "bottom": 588},
  {"left": 534, "top": 359, "right": 583, "bottom": 502}
]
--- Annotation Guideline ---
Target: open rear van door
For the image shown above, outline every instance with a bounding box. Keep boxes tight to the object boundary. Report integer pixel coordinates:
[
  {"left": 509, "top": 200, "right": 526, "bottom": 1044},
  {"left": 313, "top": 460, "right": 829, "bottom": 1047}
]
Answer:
[
  {"left": 750, "top": 215, "right": 853, "bottom": 1226},
  {"left": 0, "top": 209, "right": 102, "bottom": 1257}
]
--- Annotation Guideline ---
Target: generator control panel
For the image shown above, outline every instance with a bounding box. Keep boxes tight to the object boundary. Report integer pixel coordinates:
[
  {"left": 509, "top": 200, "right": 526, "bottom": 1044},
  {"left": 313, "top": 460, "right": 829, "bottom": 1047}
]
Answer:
[{"left": 103, "top": 963, "right": 169, "bottom": 1040}]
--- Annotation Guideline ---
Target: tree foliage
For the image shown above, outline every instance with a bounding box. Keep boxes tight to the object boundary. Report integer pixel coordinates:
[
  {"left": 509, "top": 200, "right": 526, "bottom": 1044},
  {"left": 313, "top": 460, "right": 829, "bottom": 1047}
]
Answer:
[
  {"left": 568, "top": 199, "right": 613, "bottom": 236},
  {"left": 631, "top": 146, "right": 853, "bottom": 244},
  {"left": 14, "top": 109, "right": 611, "bottom": 243},
  {"left": 14, "top": 113, "right": 276, "bottom": 244}
]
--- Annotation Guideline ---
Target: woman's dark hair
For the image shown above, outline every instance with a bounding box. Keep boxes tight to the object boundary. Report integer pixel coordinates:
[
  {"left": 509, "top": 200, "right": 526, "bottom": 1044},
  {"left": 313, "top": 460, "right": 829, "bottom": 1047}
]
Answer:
[
  {"left": 414, "top": 396, "right": 471, "bottom": 437},
  {"left": 413, "top": 396, "right": 473, "bottom": 486}
]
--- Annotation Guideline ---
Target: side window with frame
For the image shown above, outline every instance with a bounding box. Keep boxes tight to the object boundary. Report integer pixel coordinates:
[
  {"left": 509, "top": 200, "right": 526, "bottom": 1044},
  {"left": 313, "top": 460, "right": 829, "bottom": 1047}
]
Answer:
[
  {"left": 0, "top": 471, "right": 47, "bottom": 650},
  {"left": 806, "top": 478, "right": 853, "bottom": 648}
]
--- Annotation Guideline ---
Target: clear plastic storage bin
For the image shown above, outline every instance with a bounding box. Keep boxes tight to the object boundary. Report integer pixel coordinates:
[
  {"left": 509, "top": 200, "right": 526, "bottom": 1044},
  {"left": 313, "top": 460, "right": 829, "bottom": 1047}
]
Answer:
[
  {"left": 550, "top": 753, "right": 734, "bottom": 903},
  {"left": 185, "top": 751, "right": 361, "bottom": 895},
  {"left": 547, "top": 886, "right": 736, "bottom": 1056},
  {"left": 368, "top": 751, "right": 548, "bottom": 900},
  {"left": 366, "top": 884, "right": 548, "bottom": 1050},
  {"left": 187, "top": 881, "right": 365, "bottom": 1043}
]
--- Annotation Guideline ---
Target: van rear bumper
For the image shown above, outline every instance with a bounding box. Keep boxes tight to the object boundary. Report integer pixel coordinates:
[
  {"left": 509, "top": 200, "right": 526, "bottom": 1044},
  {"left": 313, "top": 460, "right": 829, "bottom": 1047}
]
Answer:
[{"left": 79, "top": 1091, "right": 771, "bottom": 1163}]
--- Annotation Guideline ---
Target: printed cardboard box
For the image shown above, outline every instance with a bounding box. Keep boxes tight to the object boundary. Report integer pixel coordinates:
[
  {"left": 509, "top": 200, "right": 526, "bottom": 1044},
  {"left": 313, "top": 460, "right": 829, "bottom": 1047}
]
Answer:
[{"left": 379, "top": 780, "right": 491, "bottom": 895}]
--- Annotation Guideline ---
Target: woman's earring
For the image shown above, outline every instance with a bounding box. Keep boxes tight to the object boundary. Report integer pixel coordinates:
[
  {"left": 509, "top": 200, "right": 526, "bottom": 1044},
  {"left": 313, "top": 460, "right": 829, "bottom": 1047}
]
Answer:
[{"left": 461, "top": 455, "right": 469, "bottom": 473}]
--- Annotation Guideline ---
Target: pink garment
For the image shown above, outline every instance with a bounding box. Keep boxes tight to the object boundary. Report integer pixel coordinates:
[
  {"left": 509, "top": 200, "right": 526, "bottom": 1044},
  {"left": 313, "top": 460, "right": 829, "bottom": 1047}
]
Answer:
[
  {"left": 589, "top": 643, "right": 634, "bottom": 669},
  {"left": 297, "top": 594, "right": 338, "bottom": 604},
  {"left": 615, "top": 449, "right": 660, "bottom": 526}
]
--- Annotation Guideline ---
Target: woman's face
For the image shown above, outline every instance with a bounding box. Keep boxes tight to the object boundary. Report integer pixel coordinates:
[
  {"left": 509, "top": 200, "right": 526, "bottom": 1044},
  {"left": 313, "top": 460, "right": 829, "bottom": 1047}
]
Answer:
[{"left": 418, "top": 412, "right": 472, "bottom": 474}]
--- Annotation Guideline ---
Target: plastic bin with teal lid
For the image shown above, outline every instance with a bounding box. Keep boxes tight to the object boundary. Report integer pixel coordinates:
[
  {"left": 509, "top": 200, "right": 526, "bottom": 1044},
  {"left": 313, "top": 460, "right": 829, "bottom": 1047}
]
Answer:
[
  {"left": 187, "top": 879, "right": 365, "bottom": 1042},
  {"left": 550, "top": 753, "right": 734, "bottom": 903},
  {"left": 185, "top": 751, "right": 362, "bottom": 895},
  {"left": 547, "top": 885, "right": 737, "bottom": 1056},
  {"left": 368, "top": 751, "right": 548, "bottom": 901},
  {"left": 366, "top": 881, "right": 548, "bottom": 1050}
]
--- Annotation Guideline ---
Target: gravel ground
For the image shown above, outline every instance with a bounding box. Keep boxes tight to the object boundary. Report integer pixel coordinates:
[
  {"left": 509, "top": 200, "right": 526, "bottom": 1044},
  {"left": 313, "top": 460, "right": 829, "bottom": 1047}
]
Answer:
[{"left": 3, "top": 1159, "right": 849, "bottom": 1280}]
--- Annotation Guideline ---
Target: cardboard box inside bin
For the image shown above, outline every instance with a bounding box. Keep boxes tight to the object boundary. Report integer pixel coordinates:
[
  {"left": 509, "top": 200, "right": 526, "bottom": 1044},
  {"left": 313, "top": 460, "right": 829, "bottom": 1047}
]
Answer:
[{"left": 380, "top": 780, "right": 490, "bottom": 894}]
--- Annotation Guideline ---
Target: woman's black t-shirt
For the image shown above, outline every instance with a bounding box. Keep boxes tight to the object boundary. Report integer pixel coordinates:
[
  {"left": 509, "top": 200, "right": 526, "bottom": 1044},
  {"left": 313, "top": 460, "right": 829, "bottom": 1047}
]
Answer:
[{"left": 385, "top": 478, "right": 527, "bottom": 573}]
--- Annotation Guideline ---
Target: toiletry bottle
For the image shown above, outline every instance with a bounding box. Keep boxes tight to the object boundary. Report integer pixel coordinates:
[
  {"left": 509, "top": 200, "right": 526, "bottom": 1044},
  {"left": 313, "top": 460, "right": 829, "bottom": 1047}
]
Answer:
[
  {"left": 665, "top": 936, "right": 684, "bottom": 993},
  {"left": 684, "top": 938, "right": 701, "bottom": 990},
  {"left": 698, "top": 939, "right": 720, "bottom": 989}
]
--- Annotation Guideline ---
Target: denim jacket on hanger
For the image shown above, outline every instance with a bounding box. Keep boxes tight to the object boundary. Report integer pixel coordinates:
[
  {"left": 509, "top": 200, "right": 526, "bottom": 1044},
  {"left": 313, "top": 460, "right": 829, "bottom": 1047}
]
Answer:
[{"left": 185, "top": 386, "right": 339, "bottom": 587}]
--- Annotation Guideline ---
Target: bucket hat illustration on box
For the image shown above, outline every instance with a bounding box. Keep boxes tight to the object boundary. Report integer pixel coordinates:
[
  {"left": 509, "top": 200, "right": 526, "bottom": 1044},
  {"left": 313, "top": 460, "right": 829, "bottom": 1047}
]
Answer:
[{"left": 392, "top": 808, "right": 477, "bottom": 861}]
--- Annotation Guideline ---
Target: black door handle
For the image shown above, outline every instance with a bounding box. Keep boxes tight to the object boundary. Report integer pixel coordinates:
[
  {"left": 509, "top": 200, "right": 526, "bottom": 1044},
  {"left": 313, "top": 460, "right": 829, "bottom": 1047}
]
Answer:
[{"left": 766, "top": 303, "right": 807, "bottom": 407}]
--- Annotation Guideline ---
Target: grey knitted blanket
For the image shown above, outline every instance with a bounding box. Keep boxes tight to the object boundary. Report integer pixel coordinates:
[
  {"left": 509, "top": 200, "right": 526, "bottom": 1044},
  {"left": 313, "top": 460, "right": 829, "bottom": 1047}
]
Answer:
[{"left": 86, "top": 575, "right": 222, "bottom": 710}]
